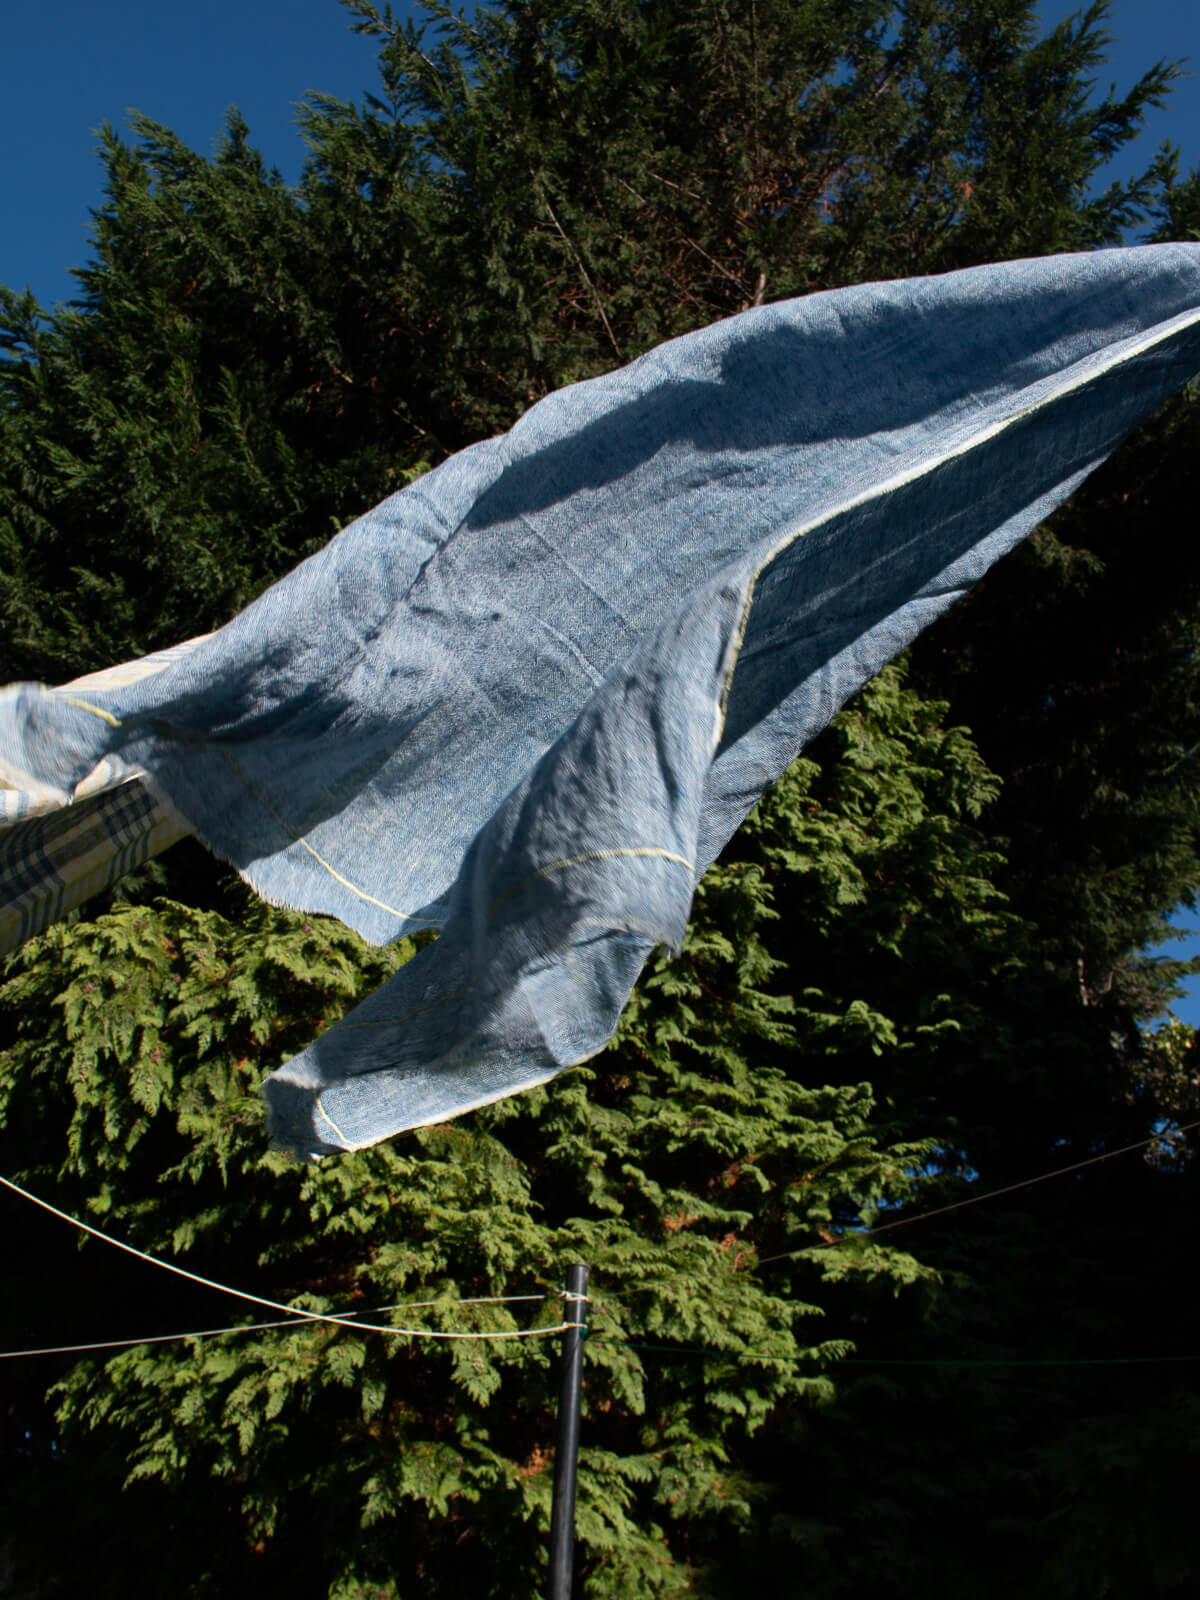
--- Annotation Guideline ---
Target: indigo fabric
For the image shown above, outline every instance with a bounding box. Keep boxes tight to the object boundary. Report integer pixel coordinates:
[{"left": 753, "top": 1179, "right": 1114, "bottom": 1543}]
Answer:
[{"left": 3, "top": 245, "right": 1199, "bottom": 1156}]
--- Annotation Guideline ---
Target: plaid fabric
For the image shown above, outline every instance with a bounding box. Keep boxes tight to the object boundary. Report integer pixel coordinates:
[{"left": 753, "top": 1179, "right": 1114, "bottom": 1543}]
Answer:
[
  {"left": 0, "top": 779, "right": 189, "bottom": 954},
  {"left": 0, "top": 635, "right": 207, "bottom": 954}
]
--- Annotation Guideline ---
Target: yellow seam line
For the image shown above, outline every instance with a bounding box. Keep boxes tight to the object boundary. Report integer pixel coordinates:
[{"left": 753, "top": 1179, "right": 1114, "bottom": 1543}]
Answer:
[
  {"left": 49, "top": 693, "right": 123, "bottom": 728},
  {"left": 319, "top": 844, "right": 692, "bottom": 1046},
  {"left": 325, "top": 985, "right": 471, "bottom": 1036},
  {"left": 314, "top": 1095, "right": 352, "bottom": 1146},
  {"left": 43, "top": 694, "right": 415, "bottom": 926},
  {"left": 220, "top": 751, "right": 413, "bottom": 922},
  {"left": 712, "top": 302, "right": 1200, "bottom": 746},
  {"left": 491, "top": 845, "right": 694, "bottom": 913}
]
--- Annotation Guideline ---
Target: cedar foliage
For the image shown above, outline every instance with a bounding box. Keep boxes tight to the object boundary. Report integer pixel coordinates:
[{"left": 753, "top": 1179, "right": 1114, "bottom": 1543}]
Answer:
[
  {"left": 3, "top": 1, "right": 1200, "bottom": 1595},
  {"left": 1, "top": 674, "right": 949, "bottom": 1599}
]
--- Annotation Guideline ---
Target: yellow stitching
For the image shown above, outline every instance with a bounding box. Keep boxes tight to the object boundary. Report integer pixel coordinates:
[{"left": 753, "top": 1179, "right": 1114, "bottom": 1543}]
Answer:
[
  {"left": 43, "top": 696, "right": 415, "bottom": 925},
  {"left": 50, "top": 693, "right": 122, "bottom": 728},
  {"left": 712, "top": 302, "right": 1200, "bottom": 746},
  {"left": 325, "top": 985, "right": 471, "bottom": 1036},
  {"left": 491, "top": 846, "right": 694, "bottom": 913},
  {"left": 314, "top": 1095, "right": 353, "bottom": 1146},
  {"left": 220, "top": 751, "right": 413, "bottom": 921}
]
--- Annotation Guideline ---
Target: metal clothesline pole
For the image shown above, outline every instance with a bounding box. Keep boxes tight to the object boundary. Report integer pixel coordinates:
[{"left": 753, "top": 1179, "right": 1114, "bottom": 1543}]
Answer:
[{"left": 547, "top": 1262, "right": 590, "bottom": 1600}]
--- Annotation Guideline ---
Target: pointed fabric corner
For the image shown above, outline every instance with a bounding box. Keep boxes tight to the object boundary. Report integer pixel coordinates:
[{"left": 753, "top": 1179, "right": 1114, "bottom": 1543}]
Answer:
[{"left": 3, "top": 245, "right": 1200, "bottom": 1156}]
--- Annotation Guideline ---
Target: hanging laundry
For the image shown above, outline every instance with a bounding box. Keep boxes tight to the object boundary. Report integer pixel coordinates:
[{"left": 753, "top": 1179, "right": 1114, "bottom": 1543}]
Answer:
[{"left": 3, "top": 244, "right": 1199, "bottom": 1156}]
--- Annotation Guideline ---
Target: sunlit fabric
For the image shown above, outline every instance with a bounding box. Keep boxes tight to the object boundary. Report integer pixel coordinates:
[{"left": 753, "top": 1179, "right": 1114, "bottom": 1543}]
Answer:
[{"left": 3, "top": 244, "right": 1199, "bottom": 1156}]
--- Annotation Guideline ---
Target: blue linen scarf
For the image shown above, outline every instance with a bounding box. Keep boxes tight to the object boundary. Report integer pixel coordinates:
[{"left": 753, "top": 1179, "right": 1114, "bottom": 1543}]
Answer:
[{"left": 3, "top": 244, "right": 1199, "bottom": 1156}]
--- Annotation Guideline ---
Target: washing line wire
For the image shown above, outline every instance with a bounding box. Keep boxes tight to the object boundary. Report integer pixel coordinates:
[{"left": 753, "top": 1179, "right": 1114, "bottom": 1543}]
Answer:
[
  {"left": 590, "top": 1117, "right": 1200, "bottom": 1306},
  {"left": 0, "top": 1173, "right": 562, "bottom": 1343},
  {"left": 5, "top": 1117, "right": 1196, "bottom": 1357},
  {"left": 754, "top": 1115, "right": 1200, "bottom": 1267},
  {"left": 0, "top": 1295, "right": 554, "bottom": 1363},
  {"left": 1, "top": 1311, "right": 386, "bottom": 1363},
  {"left": 586, "top": 1337, "right": 1200, "bottom": 1369}
]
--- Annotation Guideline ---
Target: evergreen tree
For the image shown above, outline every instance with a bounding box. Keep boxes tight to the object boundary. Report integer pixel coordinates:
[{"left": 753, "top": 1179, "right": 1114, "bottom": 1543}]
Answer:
[
  {"left": 3, "top": 1, "right": 1199, "bottom": 1595},
  {"left": 2, "top": 668, "right": 964, "bottom": 1597}
]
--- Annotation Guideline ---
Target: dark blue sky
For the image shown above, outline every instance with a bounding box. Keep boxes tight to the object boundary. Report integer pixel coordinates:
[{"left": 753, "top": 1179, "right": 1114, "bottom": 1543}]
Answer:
[
  {"left": 2, "top": 0, "right": 1198, "bottom": 1021},
  {"left": 2, "top": 0, "right": 384, "bottom": 309},
  {"left": 2, "top": 0, "right": 1196, "bottom": 311}
]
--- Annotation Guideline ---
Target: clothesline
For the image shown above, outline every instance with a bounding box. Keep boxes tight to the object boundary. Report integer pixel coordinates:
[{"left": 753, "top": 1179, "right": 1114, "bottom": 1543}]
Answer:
[
  {"left": 0, "top": 1174, "right": 563, "bottom": 1344},
  {"left": 3, "top": 1117, "right": 1193, "bottom": 1359}
]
